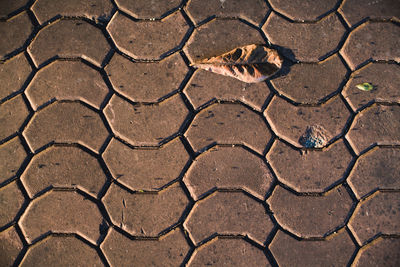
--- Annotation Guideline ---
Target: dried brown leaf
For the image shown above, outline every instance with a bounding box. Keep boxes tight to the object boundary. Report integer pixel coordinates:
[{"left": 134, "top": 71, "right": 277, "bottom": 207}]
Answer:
[{"left": 191, "top": 44, "right": 283, "bottom": 83}]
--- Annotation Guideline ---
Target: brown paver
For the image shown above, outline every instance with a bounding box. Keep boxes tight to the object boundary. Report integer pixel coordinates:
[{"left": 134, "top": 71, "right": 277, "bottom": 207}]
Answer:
[
  {"left": 26, "top": 61, "right": 109, "bottom": 110},
  {"left": 106, "top": 53, "right": 188, "bottom": 102},
  {"left": 104, "top": 94, "right": 188, "bottom": 146},
  {"left": 0, "top": 0, "right": 27, "bottom": 18},
  {"left": 354, "top": 238, "right": 400, "bottom": 267},
  {"left": 104, "top": 138, "right": 188, "bottom": 191},
  {"left": 107, "top": 11, "right": 189, "bottom": 60},
  {"left": 184, "top": 146, "right": 274, "bottom": 200},
  {"left": 114, "top": 0, "right": 181, "bottom": 19},
  {"left": 23, "top": 102, "right": 109, "bottom": 153},
  {"left": 270, "top": 55, "right": 347, "bottom": 104},
  {"left": 343, "top": 63, "right": 400, "bottom": 111},
  {"left": 102, "top": 228, "right": 189, "bottom": 266},
  {"left": 103, "top": 183, "right": 188, "bottom": 236},
  {"left": 19, "top": 190, "right": 103, "bottom": 244},
  {"left": 28, "top": 19, "right": 110, "bottom": 67},
  {"left": 349, "top": 191, "right": 400, "bottom": 245},
  {"left": 346, "top": 104, "right": 400, "bottom": 155},
  {"left": 267, "top": 186, "right": 353, "bottom": 238},
  {"left": 0, "top": 181, "right": 25, "bottom": 227},
  {"left": 0, "top": 226, "right": 23, "bottom": 267},
  {"left": 0, "top": 137, "right": 27, "bottom": 184},
  {"left": 270, "top": 230, "right": 355, "bottom": 267},
  {"left": 263, "top": 13, "right": 345, "bottom": 62},
  {"left": 20, "top": 236, "right": 103, "bottom": 266},
  {"left": 341, "top": 22, "right": 400, "bottom": 70},
  {"left": 21, "top": 146, "right": 107, "bottom": 198},
  {"left": 186, "top": 0, "right": 269, "bottom": 25},
  {"left": 189, "top": 237, "right": 270, "bottom": 266},
  {"left": 184, "top": 191, "right": 274, "bottom": 245},
  {"left": 0, "top": 95, "right": 29, "bottom": 141},
  {"left": 186, "top": 103, "right": 271, "bottom": 154},
  {"left": 269, "top": 0, "right": 338, "bottom": 21},
  {"left": 31, "top": 0, "right": 114, "bottom": 24},
  {"left": 0, "top": 52, "right": 32, "bottom": 100}
]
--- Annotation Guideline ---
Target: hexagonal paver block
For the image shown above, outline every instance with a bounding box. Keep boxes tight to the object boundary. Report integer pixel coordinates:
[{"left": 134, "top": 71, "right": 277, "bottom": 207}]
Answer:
[
  {"left": 104, "top": 94, "right": 188, "bottom": 146},
  {"left": 265, "top": 96, "right": 350, "bottom": 148},
  {"left": 103, "top": 183, "right": 188, "bottom": 236},
  {"left": 270, "top": 54, "right": 347, "bottom": 104},
  {"left": 104, "top": 138, "right": 188, "bottom": 191},
  {"left": 268, "top": 0, "right": 337, "bottom": 21},
  {"left": 354, "top": 238, "right": 400, "bottom": 267},
  {"left": 105, "top": 53, "right": 188, "bottom": 102},
  {"left": 267, "top": 186, "right": 353, "bottom": 238},
  {"left": 346, "top": 104, "right": 400, "bottom": 155},
  {"left": 184, "top": 146, "right": 274, "bottom": 200},
  {"left": 270, "top": 230, "right": 355, "bottom": 267},
  {"left": 263, "top": 13, "right": 345, "bottom": 62},
  {"left": 186, "top": 0, "right": 269, "bottom": 25},
  {"left": 21, "top": 146, "right": 107, "bottom": 198},
  {"left": 349, "top": 192, "right": 400, "bottom": 245},
  {"left": 348, "top": 147, "right": 400, "bottom": 199},
  {"left": 184, "top": 191, "right": 274, "bottom": 245},
  {"left": 0, "top": 52, "right": 32, "bottom": 100},
  {"left": 267, "top": 140, "right": 352, "bottom": 193},
  {"left": 20, "top": 235, "right": 103, "bottom": 266},
  {"left": 342, "top": 63, "right": 400, "bottom": 111},
  {"left": 0, "top": 137, "right": 27, "bottom": 184},
  {"left": 0, "top": 11, "right": 33, "bottom": 59},
  {"left": 0, "top": 0, "right": 27, "bottom": 18},
  {"left": 188, "top": 237, "right": 270, "bottom": 266},
  {"left": 0, "top": 181, "right": 25, "bottom": 228},
  {"left": 23, "top": 102, "right": 109, "bottom": 153},
  {"left": 185, "top": 103, "right": 271, "bottom": 154},
  {"left": 107, "top": 11, "right": 189, "bottom": 60},
  {"left": 184, "top": 70, "right": 270, "bottom": 111},
  {"left": 184, "top": 19, "right": 265, "bottom": 63},
  {"left": 341, "top": 22, "right": 400, "bottom": 70},
  {"left": 0, "top": 226, "right": 23, "bottom": 267},
  {"left": 114, "top": 0, "right": 181, "bottom": 19},
  {"left": 28, "top": 19, "right": 110, "bottom": 67},
  {"left": 0, "top": 95, "right": 29, "bottom": 141},
  {"left": 32, "top": 0, "right": 114, "bottom": 24},
  {"left": 26, "top": 61, "right": 108, "bottom": 110},
  {"left": 19, "top": 190, "right": 103, "bottom": 244}
]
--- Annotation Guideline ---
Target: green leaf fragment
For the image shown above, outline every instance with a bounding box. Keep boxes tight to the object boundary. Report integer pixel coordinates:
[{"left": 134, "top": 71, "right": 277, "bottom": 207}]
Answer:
[{"left": 356, "top": 82, "right": 374, "bottom": 91}]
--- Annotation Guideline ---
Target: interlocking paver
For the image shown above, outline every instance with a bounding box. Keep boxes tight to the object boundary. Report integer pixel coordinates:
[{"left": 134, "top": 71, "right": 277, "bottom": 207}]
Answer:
[
  {"left": 184, "top": 146, "right": 274, "bottom": 200},
  {"left": 104, "top": 94, "right": 188, "bottom": 146},
  {"left": 348, "top": 147, "right": 400, "bottom": 199},
  {"left": 270, "top": 55, "right": 347, "bottom": 104},
  {"left": 184, "top": 19, "right": 265, "bottom": 63},
  {"left": 0, "top": 52, "right": 32, "bottom": 100},
  {"left": 31, "top": 0, "right": 114, "bottom": 24},
  {"left": 19, "top": 190, "right": 103, "bottom": 243},
  {"left": 107, "top": 11, "right": 189, "bottom": 60},
  {"left": 184, "top": 70, "right": 270, "bottom": 111},
  {"left": 106, "top": 53, "right": 188, "bottom": 102},
  {"left": 0, "top": 95, "right": 29, "bottom": 141},
  {"left": 103, "top": 183, "right": 188, "bottom": 236},
  {"left": 104, "top": 138, "right": 189, "bottom": 191},
  {"left": 0, "top": 226, "right": 23, "bottom": 267},
  {"left": 349, "top": 191, "right": 400, "bottom": 245},
  {"left": 346, "top": 104, "right": 400, "bottom": 155},
  {"left": 20, "top": 236, "right": 103, "bottom": 266},
  {"left": 102, "top": 228, "right": 189, "bottom": 266},
  {"left": 269, "top": 0, "right": 337, "bottom": 21},
  {"left": 0, "top": 11, "right": 33, "bottom": 60},
  {"left": 114, "top": 0, "right": 181, "bottom": 19},
  {"left": 188, "top": 237, "right": 270, "bottom": 266},
  {"left": 184, "top": 191, "right": 274, "bottom": 245},
  {"left": 0, "top": 0, "right": 27, "bottom": 18},
  {"left": 270, "top": 230, "right": 355, "bottom": 267},
  {"left": 26, "top": 61, "right": 109, "bottom": 110},
  {"left": 0, "top": 181, "right": 25, "bottom": 228},
  {"left": 342, "top": 63, "right": 400, "bottom": 111},
  {"left": 267, "top": 140, "right": 352, "bottom": 193},
  {"left": 186, "top": 0, "right": 268, "bottom": 25},
  {"left": 354, "top": 238, "right": 400, "bottom": 267},
  {"left": 0, "top": 137, "right": 27, "bottom": 184},
  {"left": 265, "top": 96, "right": 350, "bottom": 148},
  {"left": 28, "top": 19, "right": 110, "bottom": 67},
  {"left": 341, "top": 22, "right": 400, "bottom": 70},
  {"left": 186, "top": 103, "right": 271, "bottom": 154},
  {"left": 21, "top": 146, "right": 107, "bottom": 198},
  {"left": 267, "top": 186, "right": 353, "bottom": 238}
]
